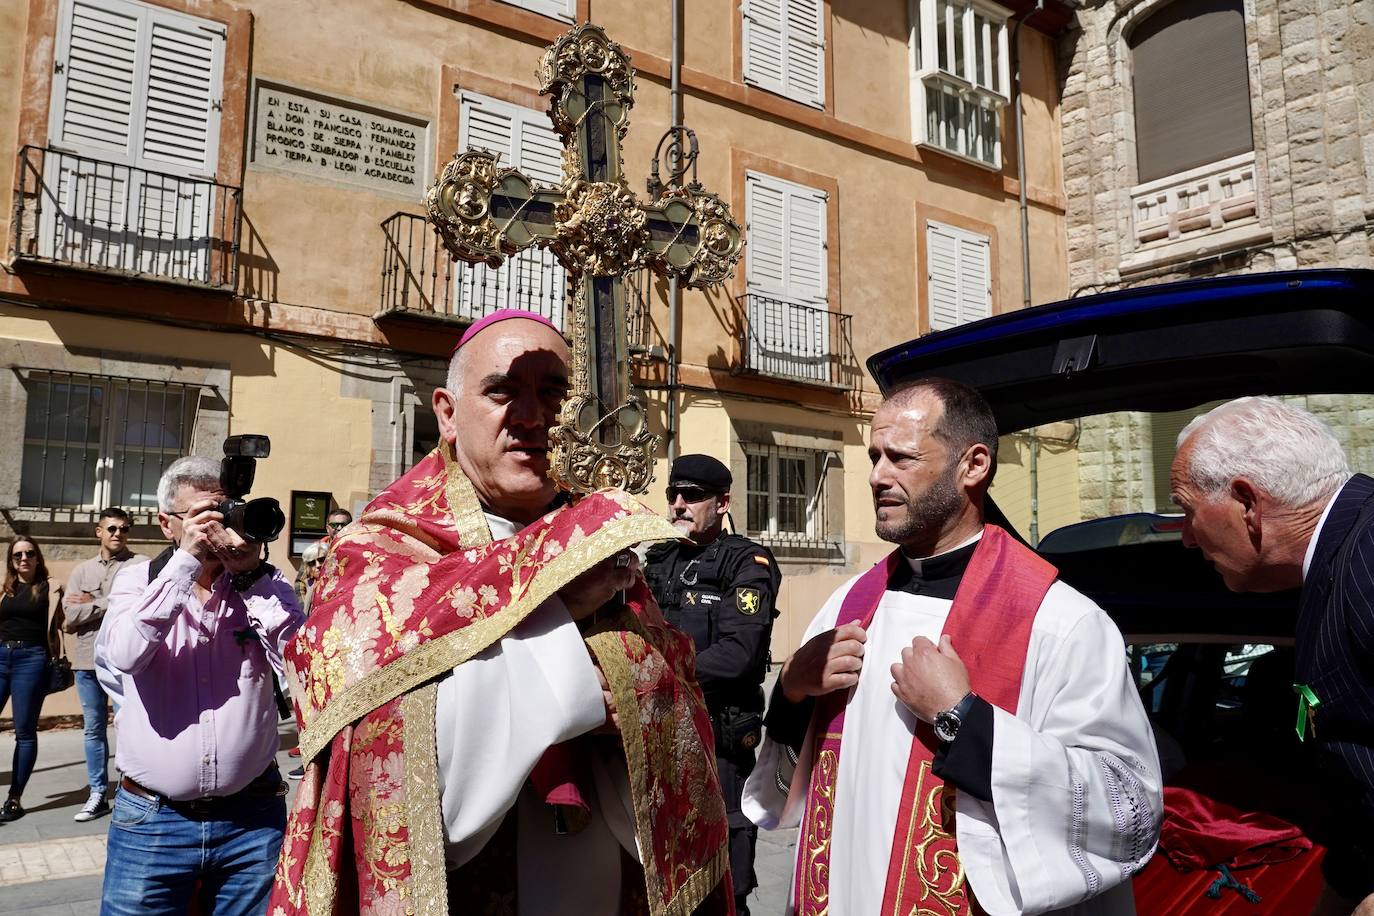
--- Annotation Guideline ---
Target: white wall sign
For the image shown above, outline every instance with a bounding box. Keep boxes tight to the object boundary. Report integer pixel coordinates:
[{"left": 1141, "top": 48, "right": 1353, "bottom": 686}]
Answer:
[{"left": 251, "top": 82, "right": 430, "bottom": 197}]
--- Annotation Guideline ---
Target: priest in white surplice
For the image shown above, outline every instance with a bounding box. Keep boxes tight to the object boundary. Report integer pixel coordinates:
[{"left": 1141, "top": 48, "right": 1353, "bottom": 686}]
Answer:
[{"left": 744, "top": 378, "right": 1163, "bottom": 916}]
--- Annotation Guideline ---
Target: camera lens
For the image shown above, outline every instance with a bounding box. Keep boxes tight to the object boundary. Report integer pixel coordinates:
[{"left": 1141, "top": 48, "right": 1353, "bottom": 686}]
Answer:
[{"left": 219, "top": 497, "right": 285, "bottom": 543}]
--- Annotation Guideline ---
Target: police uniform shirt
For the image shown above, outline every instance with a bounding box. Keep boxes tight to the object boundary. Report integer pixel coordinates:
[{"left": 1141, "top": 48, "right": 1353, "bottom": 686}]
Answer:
[{"left": 645, "top": 534, "right": 779, "bottom": 694}]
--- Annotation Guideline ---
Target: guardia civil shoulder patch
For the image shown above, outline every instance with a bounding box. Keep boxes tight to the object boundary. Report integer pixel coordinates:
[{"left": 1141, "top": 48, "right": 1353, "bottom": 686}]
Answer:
[{"left": 737, "top": 587, "right": 762, "bottom": 615}]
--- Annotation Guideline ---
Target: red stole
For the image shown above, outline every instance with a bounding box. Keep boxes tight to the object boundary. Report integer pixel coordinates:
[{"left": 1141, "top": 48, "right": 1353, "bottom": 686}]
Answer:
[{"left": 792, "top": 525, "right": 1057, "bottom": 916}]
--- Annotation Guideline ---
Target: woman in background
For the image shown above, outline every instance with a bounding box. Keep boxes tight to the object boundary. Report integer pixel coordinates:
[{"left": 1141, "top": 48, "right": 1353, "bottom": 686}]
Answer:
[{"left": 0, "top": 536, "right": 62, "bottom": 822}]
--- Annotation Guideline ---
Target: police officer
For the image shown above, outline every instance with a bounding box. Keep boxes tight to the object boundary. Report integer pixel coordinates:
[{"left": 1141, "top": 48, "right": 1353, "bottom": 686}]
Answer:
[{"left": 644, "top": 454, "right": 780, "bottom": 916}]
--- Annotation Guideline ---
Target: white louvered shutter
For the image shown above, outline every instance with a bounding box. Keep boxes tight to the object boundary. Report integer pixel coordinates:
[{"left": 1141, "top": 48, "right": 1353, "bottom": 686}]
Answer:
[
  {"left": 745, "top": 173, "right": 787, "bottom": 296},
  {"left": 743, "top": 0, "right": 787, "bottom": 96},
  {"left": 746, "top": 172, "right": 829, "bottom": 381},
  {"left": 46, "top": 0, "right": 223, "bottom": 280},
  {"left": 139, "top": 17, "right": 222, "bottom": 174},
  {"left": 927, "top": 220, "right": 990, "bottom": 332},
  {"left": 456, "top": 92, "right": 567, "bottom": 327},
  {"left": 53, "top": 1, "right": 140, "bottom": 156},
  {"left": 785, "top": 184, "right": 827, "bottom": 305},
  {"left": 784, "top": 0, "right": 826, "bottom": 108}
]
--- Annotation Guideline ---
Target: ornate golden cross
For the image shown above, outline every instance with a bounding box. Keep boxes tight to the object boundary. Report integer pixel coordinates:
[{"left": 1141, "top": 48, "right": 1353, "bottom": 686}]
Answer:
[{"left": 425, "top": 24, "right": 743, "bottom": 495}]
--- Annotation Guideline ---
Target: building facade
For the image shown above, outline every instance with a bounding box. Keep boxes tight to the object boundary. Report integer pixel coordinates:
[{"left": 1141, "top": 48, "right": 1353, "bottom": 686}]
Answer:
[
  {"left": 1, "top": 0, "right": 1069, "bottom": 713},
  {"left": 1050, "top": 0, "right": 1374, "bottom": 524}
]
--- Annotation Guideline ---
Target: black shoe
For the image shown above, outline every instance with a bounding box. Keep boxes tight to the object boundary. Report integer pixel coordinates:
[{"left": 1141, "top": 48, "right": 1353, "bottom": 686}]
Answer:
[
  {"left": 288, "top": 766, "right": 305, "bottom": 780},
  {"left": 0, "top": 798, "right": 24, "bottom": 822}
]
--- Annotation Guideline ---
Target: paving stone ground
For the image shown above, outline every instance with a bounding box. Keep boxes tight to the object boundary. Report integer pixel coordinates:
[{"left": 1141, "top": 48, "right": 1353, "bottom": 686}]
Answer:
[{"left": 0, "top": 673, "right": 798, "bottom": 913}]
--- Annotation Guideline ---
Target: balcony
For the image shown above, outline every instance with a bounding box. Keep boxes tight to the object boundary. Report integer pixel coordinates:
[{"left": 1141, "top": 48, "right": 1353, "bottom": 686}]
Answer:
[
  {"left": 379, "top": 212, "right": 655, "bottom": 349},
  {"left": 10, "top": 145, "right": 241, "bottom": 290},
  {"left": 738, "top": 294, "right": 855, "bottom": 388},
  {"left": 1122, "top": 152, "right": 1268, "bottom": 274}
]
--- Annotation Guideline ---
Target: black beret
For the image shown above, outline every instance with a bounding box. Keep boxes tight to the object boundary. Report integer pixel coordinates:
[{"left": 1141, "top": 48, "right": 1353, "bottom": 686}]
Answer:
[{"left": 669, "top": 454, "right": 732, "bottom": 492}]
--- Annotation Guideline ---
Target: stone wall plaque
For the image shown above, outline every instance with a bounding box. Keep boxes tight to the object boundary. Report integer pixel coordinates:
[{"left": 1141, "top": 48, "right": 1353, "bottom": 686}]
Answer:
[{"left": 250, "top": 82, "right": 430, "bottom": 197}]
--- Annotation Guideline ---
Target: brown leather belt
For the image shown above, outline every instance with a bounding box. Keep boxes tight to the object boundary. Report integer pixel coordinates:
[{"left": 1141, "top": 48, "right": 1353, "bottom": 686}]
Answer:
[{"left": 120, "top": 766, "right": 286, "bottom": 817}]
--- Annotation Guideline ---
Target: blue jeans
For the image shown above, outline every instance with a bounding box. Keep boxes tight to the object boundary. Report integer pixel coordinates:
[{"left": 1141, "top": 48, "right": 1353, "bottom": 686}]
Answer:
[
  {"left": 74, "top": 670, "right": 108, "bottom": 795},
  {"left": 0, "top": 643, "right": 48, "bottom": 798},
  {"left": 100, "top": 786, "right": 287, "bottom": 916}
]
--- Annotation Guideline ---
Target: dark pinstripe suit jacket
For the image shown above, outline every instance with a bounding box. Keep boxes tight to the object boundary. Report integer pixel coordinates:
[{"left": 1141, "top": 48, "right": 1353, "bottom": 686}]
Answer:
[{"left": 1297, "top": 473, "right": 1374, "bottom": 898}]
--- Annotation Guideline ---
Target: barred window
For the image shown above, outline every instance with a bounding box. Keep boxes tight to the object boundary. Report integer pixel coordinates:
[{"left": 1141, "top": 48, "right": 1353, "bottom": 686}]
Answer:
[
  {"left": 20, "top": 371, "right": 201, "bottom": 510},
  {"left": 745, "top": 443, "right": 835, "bottom": 547}
]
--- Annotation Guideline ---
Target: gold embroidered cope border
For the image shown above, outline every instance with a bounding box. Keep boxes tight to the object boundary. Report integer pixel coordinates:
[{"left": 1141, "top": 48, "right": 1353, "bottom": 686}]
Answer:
[{"left": 587, "top": 615, "right": 729, "bottom": 916}]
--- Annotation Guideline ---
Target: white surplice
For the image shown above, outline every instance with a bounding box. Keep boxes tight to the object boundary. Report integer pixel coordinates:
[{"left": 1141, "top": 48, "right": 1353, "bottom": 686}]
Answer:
[
  {"left": 743, "top": 550, "right": 1164, "bottom": 916},
  {"left": 433, "top": 513, "right": 640, "bottom": 916}
]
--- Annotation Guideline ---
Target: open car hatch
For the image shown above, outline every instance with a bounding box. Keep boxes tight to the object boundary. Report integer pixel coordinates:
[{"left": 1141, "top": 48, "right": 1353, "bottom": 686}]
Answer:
[{"left": 867, "top": 269, "right": 1374, "bottom": 435}]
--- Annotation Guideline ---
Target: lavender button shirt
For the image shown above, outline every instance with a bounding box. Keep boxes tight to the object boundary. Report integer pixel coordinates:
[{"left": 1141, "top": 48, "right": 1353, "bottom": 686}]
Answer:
[{"left": 98, "top": 549, "right": 303, "bottom": 801}]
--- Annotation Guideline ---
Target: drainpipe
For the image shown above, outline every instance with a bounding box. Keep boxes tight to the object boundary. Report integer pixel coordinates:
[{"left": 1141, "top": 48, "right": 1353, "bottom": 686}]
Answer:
[
  {"left": 666, "top": 0, "right": 683, "bottom": 464},
  {"left": 1011, "top": 0, "right": 1043, "bottom": 545}
]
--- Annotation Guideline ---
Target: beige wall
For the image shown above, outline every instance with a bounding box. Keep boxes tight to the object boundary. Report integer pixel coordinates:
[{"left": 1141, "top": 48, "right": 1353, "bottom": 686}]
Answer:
[{"left": 0, "top": 0, "right": 1069, "bottom": 675}]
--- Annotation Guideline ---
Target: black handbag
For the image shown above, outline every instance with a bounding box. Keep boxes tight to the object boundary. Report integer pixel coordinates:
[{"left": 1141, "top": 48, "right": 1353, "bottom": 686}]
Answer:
[
  {"left": 47, "top": 656, "right": 74, "bottom": 694},
  {"left": 47, "top": 628, "right": 74, "bottom": 695}
]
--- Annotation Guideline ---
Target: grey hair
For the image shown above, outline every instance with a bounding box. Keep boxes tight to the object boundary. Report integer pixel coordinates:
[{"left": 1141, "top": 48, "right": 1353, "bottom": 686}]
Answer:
[
  {"left": 1177, "top": 396, "right": 1350, "bottom": 509},
  {"left": 157, "top": 456, "right": 221, "bottom": 512},
  {"left": 445, "top": 347, "right": 466, "bottom": 397}
]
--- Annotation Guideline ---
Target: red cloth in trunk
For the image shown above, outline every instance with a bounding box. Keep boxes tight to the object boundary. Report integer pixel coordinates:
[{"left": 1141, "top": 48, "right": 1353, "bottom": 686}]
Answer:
[{"left": 1159, "top": 786, "right": 1312, "bottom": 871}]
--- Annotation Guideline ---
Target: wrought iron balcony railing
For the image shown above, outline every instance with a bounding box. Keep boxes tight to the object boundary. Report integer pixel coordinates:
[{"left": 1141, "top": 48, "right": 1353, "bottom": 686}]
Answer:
[
  {"left": 11, "top": 145, "right": 241, "bottom": 289},
  {"left": 738, "top": 294, "right": 855, "bottom": 388},
  {"left": 380, "top": 211, "right": 655, "bottom": 348}
]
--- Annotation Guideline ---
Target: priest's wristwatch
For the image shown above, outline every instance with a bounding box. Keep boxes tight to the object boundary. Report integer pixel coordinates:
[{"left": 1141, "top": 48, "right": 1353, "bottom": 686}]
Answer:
[{"left": 933, "top": 691, "right": 978, "bottom": 744}]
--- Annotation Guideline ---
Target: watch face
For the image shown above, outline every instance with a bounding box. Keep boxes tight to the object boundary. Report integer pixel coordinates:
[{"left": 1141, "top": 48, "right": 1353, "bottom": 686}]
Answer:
[{"left": 933, "top": 711, "right": 961, "bottom": 743}]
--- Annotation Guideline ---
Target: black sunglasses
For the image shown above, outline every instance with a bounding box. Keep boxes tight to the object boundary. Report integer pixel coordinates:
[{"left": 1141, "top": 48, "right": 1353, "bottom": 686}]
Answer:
[
  {"left": 666, "top": 486, "right": 714, "bottom": 504},
  {"left": 326, "top": 521, "right": 348, "bottom": 530},
  {"left": 11, "top": 550, "right": 36, "bottom": 560},
  {"left": 103, "top": 524, "right": 131, "bottom": 534}
]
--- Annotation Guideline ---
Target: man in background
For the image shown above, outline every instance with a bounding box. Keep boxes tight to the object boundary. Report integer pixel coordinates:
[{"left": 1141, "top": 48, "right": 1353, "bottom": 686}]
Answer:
[
  {"left": 60, "top": 507, "right": 148, "bottom": 822},
  {"left": 645, "top": 454, "right": 780, "bottom": 915},
  {"left": 1171, "top": 397, "right": 1374, "bottom": 916},
  {"left": 97, "top": 457, "right": 303, "bottom": 915}
]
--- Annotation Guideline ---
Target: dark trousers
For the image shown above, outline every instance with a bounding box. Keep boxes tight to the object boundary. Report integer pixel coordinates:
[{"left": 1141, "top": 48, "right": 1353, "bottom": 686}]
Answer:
[
  {"left": 0, "top": 643, "right": 48, "bottom": 798},
  {"left": 716, "top": 749, "right": 758, "bottom": 915}
]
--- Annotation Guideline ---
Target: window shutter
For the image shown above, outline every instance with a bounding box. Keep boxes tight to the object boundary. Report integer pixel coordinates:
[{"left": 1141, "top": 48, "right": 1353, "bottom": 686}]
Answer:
[
  {"left": 745, "top": 174, "right": 787, "bottom": 294},
  {"left": 742, "top": 0, "right": 787, "bottom": 95},
  {"left": 516, "top": 118, "right": 563, "bottom": 185},
  {"left": 53, "top": 0, "right": 141, "bottom": 155},
  {"left": 956, "top": 232, "right": 990, "bottom": 323},
  {"left": 457, "top": 92, "right": 567, "bottom": 325},
  {"left": 51, "top": 0, "right": 224, "bottom": 175},
  {"left": 784, "top": 0, "right": 825, "bottom": 107},
  {"left": 785, "top": 185, "right": 827, "bottom": 304},
  {"left": 927, "top": 222, "right": 961, "bottom": 331},
  {"left": 461, "top": 94, "right": 517, "bottom": 165},
  {"left": 500, "top": 0, "right": 575, "bottom": 23},
  {"left": 138, "top": 14, "right": 222, "bottom": 173},
  {"left": 1130, "top": 0, "right": 1252, "bottom": 183},
  {"left": 928, "top": 221, "right": 990, "bottom": 331}
]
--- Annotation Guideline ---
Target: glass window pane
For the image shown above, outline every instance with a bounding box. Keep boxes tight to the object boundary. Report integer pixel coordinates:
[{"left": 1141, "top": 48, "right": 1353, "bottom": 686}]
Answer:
[
  {"left": 747, "top": 452, "right": 771, "bottom": 535},
  {"left": 991, "top": 24, "right": 1002, "bottom": 93},
  {"left": 936, "top": 0, "right": 951, "bottom": 71},
  {"left": 926, "top": 85, "right": 943, "bottom": 146},
  {"left": 953, "top": 4, "right": 966, "bottom": 79},
  {"left": 20, "top": 443, "right": 99, "bottom": 508},
  {"left": 111, "top": 386, "right": 191, "bottom": 510},
  {"left": 21, "top": 379, "right": 103, "bottom": 508}
]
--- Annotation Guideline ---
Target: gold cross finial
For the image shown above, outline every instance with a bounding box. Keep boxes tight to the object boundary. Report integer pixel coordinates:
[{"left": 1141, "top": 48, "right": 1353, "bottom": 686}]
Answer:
[{"left": 425, "top": 23, "right": 744, "bottom": 496}]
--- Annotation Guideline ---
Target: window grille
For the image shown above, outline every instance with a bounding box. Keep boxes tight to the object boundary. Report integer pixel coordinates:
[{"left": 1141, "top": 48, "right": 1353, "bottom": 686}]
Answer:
[
  {"left": 18, "top": 370, "right": 203, "bottom": 511},
  {"left": 744, "top": 443, "right": 836, "bottom": 549}
]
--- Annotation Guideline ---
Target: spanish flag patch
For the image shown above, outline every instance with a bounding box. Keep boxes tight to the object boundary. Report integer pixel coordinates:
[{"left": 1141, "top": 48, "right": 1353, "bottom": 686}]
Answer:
[{"left": 753, "top": 555, "right": 770, "bottom": 567}]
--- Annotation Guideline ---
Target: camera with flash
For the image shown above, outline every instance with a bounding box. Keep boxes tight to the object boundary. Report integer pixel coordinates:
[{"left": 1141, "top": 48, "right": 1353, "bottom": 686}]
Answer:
[{"left": 219, "top": 435, "right": 286, "bottom": 543}]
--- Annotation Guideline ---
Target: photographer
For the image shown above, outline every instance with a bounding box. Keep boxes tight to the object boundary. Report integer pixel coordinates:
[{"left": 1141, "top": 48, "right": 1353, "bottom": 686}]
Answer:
[{"left": 95, "top": 455, "right": 303, "bottom": 916}]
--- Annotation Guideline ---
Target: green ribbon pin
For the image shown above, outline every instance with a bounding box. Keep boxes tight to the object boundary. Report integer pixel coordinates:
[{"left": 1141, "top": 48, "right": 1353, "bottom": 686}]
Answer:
[{"left": 1293, "top": 684, "right": 1320, "bottom": 742}]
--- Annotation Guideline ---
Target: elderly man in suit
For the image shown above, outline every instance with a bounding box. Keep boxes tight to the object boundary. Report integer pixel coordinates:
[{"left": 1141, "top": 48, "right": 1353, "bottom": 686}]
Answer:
[{"left": 1171, "top": 396, "right": 1374, "bottom": 916}]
